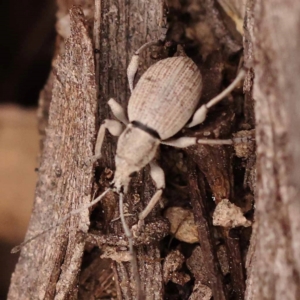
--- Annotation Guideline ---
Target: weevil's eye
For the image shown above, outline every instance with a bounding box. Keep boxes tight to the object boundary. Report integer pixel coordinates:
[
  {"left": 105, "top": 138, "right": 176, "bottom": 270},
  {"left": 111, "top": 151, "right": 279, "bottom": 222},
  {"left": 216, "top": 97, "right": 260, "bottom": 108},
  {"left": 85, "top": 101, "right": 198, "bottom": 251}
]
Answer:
[{"left": 129, "top": 171, "right": 138, "bottom": 178}]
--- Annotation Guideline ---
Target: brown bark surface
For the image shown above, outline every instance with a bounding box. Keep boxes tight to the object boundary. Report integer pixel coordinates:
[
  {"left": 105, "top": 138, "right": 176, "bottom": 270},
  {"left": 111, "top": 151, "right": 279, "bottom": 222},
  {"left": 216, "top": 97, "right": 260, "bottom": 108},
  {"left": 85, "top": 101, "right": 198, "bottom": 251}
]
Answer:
[
  {"left": 244, "top": 1, "right": 300, "bottom": 299},
  {"left": 8, "top": 8, "right": 98, "bottom": 299}
]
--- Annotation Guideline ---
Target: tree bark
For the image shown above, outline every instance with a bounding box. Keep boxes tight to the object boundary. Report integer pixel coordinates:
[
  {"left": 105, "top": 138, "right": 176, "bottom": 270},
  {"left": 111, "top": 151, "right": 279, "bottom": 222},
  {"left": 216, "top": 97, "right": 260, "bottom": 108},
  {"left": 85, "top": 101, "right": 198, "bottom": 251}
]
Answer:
[
  {"left": 244, "top": 1, "right": 300, "bottom": 299},
  {"left": 8, "top": 7, "right": 97, "bottom": 299}
]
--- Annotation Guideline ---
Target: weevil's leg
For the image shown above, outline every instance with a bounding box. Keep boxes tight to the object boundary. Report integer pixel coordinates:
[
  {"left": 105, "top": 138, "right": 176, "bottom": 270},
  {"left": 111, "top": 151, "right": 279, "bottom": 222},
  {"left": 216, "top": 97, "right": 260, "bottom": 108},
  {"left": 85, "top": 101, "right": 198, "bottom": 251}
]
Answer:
[
  {"left": 138, "top": 160, "right": 165, "bottom": 222},
  {"left": 187, "top": 69, "right": 246, "bottom": 128},
  {"left": 92, "top": 119, "right": 124, "bottom": 162},
  {"left": 108, "top": 98, "right": 128, "bottom": 125},
  {"left": 127, "top": 41, "right": 159, "bottom": 93},
  {"left": 161, "top": 137, "right": 233, "bottom": 148},
  {"left": 119, "top": 193, "right": 143, "bottom": 298}
]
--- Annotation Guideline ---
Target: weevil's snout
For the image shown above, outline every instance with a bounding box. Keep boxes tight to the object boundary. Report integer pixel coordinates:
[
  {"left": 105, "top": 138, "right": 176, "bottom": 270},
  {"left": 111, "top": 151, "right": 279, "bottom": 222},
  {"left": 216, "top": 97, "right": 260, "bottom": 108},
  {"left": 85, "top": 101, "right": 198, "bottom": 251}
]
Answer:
[
  {"left": 112, "top": 154, "right": 139, "bottom": 194},
  {"left": 112, "top": 125, "right": 160, "bottom": 194}
]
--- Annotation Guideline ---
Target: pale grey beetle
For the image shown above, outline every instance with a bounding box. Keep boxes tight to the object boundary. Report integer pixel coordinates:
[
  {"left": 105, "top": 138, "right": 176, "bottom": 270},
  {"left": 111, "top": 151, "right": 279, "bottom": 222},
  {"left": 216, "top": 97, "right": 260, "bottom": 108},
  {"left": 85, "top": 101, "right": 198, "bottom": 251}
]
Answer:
[
  {"left": 12, "top": 44, "right": 244, "bottom": 237},
  {"left": 94, "top": 43, "right": 245, "bottom": 228},
  {"left": 91, "top": 47, "right": 244, "bottom": 294}
]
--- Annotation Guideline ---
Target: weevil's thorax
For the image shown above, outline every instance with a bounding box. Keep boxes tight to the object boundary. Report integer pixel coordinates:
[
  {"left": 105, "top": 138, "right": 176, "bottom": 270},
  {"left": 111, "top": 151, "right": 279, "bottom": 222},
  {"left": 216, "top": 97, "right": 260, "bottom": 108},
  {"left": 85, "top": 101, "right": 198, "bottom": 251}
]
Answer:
[
  {"left": 113, "top": 124, "right": 160, "bottom": 193},
  {"left": 127, "top": 56, "right": 202, "bottom": 140}
]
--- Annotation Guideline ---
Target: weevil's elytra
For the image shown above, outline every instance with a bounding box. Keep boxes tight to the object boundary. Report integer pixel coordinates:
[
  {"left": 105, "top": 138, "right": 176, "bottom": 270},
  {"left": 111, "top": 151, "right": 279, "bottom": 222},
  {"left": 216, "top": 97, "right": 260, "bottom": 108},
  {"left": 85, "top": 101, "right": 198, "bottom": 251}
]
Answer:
[{"left": 128, "top": 56, "right": 202, "bottom": 140}]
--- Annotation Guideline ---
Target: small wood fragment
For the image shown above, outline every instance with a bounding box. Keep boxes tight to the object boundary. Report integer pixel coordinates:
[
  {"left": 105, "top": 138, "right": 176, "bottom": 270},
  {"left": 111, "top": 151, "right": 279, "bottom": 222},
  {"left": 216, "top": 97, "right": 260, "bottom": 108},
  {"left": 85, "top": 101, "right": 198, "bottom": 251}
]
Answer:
[
  {"left": 164, "top": 207, "right": 199, "bottom": 243},
  {"left": 213, "top": 199, "right": 252, "bottom": 228}
]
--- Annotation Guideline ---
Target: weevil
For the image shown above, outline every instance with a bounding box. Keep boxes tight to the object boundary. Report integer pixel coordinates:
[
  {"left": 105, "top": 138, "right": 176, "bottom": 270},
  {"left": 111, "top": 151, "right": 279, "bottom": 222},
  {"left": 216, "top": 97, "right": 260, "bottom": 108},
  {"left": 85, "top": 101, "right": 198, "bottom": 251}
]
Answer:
[
  {"left": 90, "top": 44, "right": 244, "bottom": 298},
  {"left": 94, "top": 42, "right": 245, "bottom": 228}
]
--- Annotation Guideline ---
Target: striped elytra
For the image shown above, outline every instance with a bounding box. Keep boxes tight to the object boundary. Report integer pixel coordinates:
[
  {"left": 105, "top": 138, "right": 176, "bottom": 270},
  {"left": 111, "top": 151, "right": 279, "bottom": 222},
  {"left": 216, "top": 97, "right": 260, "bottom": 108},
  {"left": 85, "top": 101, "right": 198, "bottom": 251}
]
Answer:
[{"left": 127, "top": 56, "right": 202, "bottom": 140}]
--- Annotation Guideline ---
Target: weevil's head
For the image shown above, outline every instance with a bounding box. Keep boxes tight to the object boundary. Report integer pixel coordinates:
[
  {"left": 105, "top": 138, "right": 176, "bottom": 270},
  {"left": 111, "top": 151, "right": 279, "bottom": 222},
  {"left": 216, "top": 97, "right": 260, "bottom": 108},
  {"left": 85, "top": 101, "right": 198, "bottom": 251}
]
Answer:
[{"left": 112, "top": 124, "right": 160, "bottom": 193}]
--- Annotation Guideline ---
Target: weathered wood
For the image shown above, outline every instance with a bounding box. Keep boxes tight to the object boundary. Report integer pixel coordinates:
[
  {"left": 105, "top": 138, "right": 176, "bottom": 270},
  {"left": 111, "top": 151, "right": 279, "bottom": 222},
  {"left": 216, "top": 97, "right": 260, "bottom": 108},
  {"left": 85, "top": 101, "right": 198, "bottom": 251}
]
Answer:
[
  {"left": 8, "top": 8, "right": 97, "bottom": 299},
  {"left": 188, "top": 161, "right": 227, "bottom": 300},
  {"left": 244, "top": 1, "right": 300, "bottom": 299}
]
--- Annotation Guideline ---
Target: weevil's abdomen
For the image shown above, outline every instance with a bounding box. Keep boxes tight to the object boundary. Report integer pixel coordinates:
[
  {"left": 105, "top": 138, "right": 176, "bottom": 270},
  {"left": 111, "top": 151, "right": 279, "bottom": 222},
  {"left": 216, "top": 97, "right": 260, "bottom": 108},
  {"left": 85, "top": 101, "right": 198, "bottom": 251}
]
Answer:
[{"left": 128, "top": 56, "right": 202, "bottom": 140}]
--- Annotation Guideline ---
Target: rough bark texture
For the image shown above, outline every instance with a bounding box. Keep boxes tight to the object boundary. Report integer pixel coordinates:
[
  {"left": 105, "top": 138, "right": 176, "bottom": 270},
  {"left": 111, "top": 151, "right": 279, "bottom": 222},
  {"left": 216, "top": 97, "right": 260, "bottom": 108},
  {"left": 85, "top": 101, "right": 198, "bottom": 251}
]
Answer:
[
  {"left": 188, "top": 164, "right": 227, "bottom": 299},
  {"left": 8, "top": 8, "right": 98, "bottom": 299},
  {"left": 244, "top": 1, "right": 300, "bottom": 299}
]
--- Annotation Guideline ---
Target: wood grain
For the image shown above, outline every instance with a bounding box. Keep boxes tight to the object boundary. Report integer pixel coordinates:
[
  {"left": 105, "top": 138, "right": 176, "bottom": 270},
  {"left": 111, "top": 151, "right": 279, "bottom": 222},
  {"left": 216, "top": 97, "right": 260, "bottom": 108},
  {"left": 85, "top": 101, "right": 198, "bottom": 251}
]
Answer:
[{"left": 8, "top": 7, "right": 97, "bottom": 299}]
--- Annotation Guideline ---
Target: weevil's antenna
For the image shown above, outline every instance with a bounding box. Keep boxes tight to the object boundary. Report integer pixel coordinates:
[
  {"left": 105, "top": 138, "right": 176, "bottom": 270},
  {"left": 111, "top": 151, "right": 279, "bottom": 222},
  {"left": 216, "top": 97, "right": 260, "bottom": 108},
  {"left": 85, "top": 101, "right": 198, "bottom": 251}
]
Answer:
[
  {"left": 127, "top": 41, "right": 159, "bottom": 93},
  {"left": 119, "top": 193, "right": 143, "bottom": 299},
  {"left": 206, "top": 69, "right": 246, "bottom": 109},
  {"left": 11, "top": 188, "right": 111, "bottom": 254},
  {"left": 187, "top": 69, "right": 246, "bottom": 128}
]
